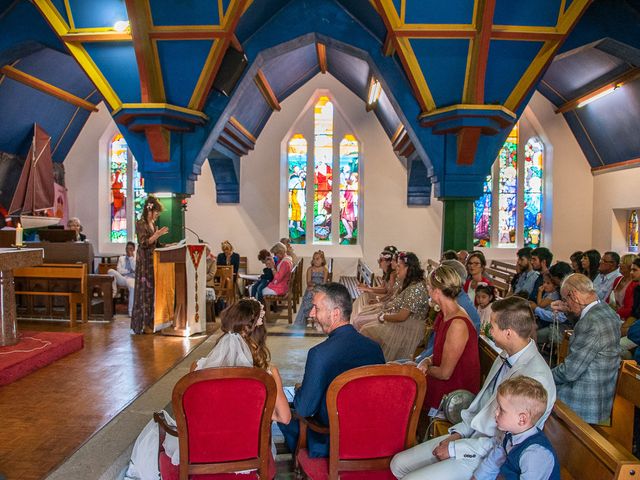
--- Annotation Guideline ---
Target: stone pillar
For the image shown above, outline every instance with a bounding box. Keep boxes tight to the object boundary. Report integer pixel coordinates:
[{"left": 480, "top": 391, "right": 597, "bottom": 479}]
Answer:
[{"left": 442, "top": 197, "right": 474, "bottom": 253}]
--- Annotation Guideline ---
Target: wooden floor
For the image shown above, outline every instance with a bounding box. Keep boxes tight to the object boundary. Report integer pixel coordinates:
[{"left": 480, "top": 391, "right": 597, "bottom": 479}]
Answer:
[{"left": 0, "top": 316, "right": 212, "bottom": 480}]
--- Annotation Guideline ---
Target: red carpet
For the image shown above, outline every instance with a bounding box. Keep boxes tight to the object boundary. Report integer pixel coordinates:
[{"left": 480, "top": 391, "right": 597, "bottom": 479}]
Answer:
[{"left": 0, "top": 331, "right": 84, "bottom": 386}]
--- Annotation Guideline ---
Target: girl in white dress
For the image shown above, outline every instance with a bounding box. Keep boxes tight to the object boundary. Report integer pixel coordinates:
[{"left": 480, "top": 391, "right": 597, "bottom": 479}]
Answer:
[{"left": 126, "top": 299, "right": 291, "bottom": 480}]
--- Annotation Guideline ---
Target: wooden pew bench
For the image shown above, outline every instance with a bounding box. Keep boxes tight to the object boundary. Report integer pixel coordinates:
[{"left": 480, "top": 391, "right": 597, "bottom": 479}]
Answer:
[
  {"left": 489, "top": 259, "right": 517, "bottom": 276},
  {"left": 479, "top": 336, "right": 640, "bottom": 479},
  {"left": 339, "top": 258, "right": 375, "bottom": 300},
  {"left": 264, "top": 262, "right": 298, "bottom": 324},
  {"left": 14, "top": 263, "right": 88, "bottom": 327},
  {"left": 484, "top": 267, "right": 512, "bottom": 297}
]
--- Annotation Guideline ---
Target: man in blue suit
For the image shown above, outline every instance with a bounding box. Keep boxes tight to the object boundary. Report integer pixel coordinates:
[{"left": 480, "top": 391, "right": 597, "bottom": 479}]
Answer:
[{"left": 278, "top": 282, "right": 385, "bottom": 457}]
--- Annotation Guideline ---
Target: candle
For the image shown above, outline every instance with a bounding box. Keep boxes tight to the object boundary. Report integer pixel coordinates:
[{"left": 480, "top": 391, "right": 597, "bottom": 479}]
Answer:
[{"left": 16, "top": 223, "right": 23, "bottom": 247}]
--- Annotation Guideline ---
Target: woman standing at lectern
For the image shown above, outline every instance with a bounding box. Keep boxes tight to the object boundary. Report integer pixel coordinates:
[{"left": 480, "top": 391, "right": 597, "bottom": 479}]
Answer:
[{"left": 131, "top": 196, "right": 168, "bottom": 335}]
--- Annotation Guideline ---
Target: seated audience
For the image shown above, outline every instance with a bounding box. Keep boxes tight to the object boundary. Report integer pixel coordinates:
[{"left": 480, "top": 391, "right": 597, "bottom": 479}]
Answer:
[
  {"left": 418, "top": 265, "right": 480, "bottom": 411},
  {"left": 528, "top": 247, "right": 553, "bottom": 303},
  {"left": 391, "top": 296, "right": 556, "bottom": 480},
  {"left": 360, "top": 252, "right": 430, "bottom": 361},
  {"left": 293, "top": 250, "right": 329, "bottom": 327},
  {"left": 619, "top": 258, "right": 640, "bottom": 358},
  {"left": 217, "top": 240, "right": 240, "bottom": 275},
  {"left": 261, "top": 242, "right": 293, "bottom": 298},
  {"left": 67, "top": 216, "right": 86, "bottom": 241},
  {"left": 107, "top": 241, "right": 136, "bottom": 316},
  {"left": 280, "top": 237, "right": 298, "bottom": 264},
  {"left": 464, "top": 252, "right": 492, "bottom": 304},
  {"left": 457, "top": 250, "right": 469, "bottom": 264},
  {"left": 513, "top": 247, "right": 539, "bottom": 297},
  {"left": 570, "top": 250, "right": 585, "bottom": 274},
  {"left": 128, "top": 299, "right": 290, "bottom": 480},
  {"left": 353, "top": 246, "right": 398, "bottom": 318},
  {"left": 472, "top": 376, "right": 559, "bottom": 480},
  {"left": 551, "top": 273, "right": 621, "bottom": 425},
  {"left": 476, "top": 284, "right": 497, "bottom": 335},
  {"left": 593, "top": 251, "right": 622, "bottom": 302},
  {"left": 580, "top": 249, "right": 601, "bottom": 281},
  {"left": 249, "top": 249, "right": 274, "bottom": 301},
  {"left": 532, "top": 262, "right": 573, "bottom": 331},
  {"left": 626, "top": 316, "right": 640, "bottom": 364},
  {"left": 278, "top": 283, "right": 385, "bottom": 458},
  {"left": 612, "top": 253, "right": 636, "bottom": 312},
  {"left": 205, "top": 248, "right": 217, "bottom": 288},
  {"left": 532, "top": 272, "right": 562, "bottom": 347}
]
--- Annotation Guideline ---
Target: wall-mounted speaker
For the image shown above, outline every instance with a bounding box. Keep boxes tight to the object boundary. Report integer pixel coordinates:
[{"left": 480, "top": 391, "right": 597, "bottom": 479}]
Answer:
[{"left": 213, "top": 47, "right": 248, "bottom": 97}]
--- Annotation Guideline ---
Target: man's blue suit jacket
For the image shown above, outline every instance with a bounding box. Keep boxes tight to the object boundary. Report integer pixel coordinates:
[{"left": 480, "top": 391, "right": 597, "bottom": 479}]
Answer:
[{"left": 293, "top": 324, "right": 385, "bottom": 457}]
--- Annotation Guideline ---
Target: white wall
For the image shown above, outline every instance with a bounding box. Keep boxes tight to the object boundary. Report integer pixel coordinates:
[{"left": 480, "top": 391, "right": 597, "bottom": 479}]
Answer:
[
  {"left": 186, "top": 73, "right": 443, "bottom": 277},
  {"left": 592, "top": 168, "right": 640, "bottom": 254},
  {"left": 64, "top": 102, "right": 115, "bottom": 252}
]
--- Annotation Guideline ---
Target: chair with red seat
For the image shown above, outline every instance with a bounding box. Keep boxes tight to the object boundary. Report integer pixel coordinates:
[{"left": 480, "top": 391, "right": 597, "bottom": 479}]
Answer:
[
  {"left": 154, "top": 367, "right": 277, "bottom": 479},
  {"left": 294, "top": 364, "right": 426, "bottom": 480}
]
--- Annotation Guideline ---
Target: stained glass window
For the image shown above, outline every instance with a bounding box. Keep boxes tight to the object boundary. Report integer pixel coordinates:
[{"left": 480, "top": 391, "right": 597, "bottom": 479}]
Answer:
[
  {"left": 313, "top": 96, "right": 333, "bottom": 243},
  {"left": 473, "top": 175, "right": 492, "bottom": 247},
  {"left": 339, "top": 135, "right": 359, "bottom": 245},
  {"left": 629, "top": 210, "right": 639, "bottom": 253},
  {"left": 498, "top": 125, "right": 518, "bottom": 246},
  {"left": 524, "top": 137, "right": 543, "bottom": 247},
  {"left": 288, "top": 134, "right": 307, "bottom": 244},
  {"left": 109, "top": 134, "right": 128, "bottom": 242},
  {"left": 109, "top": 133, "right": 146, "bottom": 243}
]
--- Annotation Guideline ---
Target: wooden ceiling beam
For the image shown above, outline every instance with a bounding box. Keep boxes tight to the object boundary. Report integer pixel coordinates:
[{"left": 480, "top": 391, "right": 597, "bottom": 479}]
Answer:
[
  {"left": 254, "top": 69, "right": 281, "bottom": 111},
  {"left": 555, "top": 67, "right": 640, "bottom": 114},
  {"left": 382, "top": 32, "right": 395, "bottom": 56},
  {"left": 463, "top": 0, "right": 496, "bottom": 104},
  {"left": 61, "top": 31, "right": 132, "bottom": 42},
  {"left": 229, "top": 116, "right": 257, "bottom": 144},
  {"left": 394, "top": 26, "right": 475, "bottom": 39},
  {"left": 316, "top": 43, "right": 327, "bottom": 73},
  {"left": 0, "top": 65, "right": 98, "bottom": 112},
  {"left": 125, "top": 0, "right": 165, "bottom": 102},
  {"left": 490, "top": 26, "right": 564, "bottom": 41}
]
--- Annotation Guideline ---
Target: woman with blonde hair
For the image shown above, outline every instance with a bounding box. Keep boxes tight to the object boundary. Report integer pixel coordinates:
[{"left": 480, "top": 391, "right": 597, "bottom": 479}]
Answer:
[
  {"left": 217, "top": 240, "right": 240, "bottom": 275},
  {"left": 262, "top": 242, "right": 293, "bottom": 298},
  {"left": 419, "top": 265, "right": 480, "bottom": 410},
  {"left": 131, "top": 195, "right": 168, "bottom": 334}
]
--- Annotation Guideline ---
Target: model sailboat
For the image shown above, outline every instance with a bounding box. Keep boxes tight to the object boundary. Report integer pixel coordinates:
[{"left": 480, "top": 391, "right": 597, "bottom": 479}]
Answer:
[{"left": 8, "top": 124, "right": 61, "bottom": 229}]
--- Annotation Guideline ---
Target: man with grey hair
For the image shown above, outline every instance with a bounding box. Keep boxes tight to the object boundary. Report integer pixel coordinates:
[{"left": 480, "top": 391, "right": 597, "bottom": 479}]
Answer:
[
  {"left": 551, "top": 273, "right": 621, "bottom": 424},
  {"left": 278, "top": 282, "right": 384, "bottom": 457}
]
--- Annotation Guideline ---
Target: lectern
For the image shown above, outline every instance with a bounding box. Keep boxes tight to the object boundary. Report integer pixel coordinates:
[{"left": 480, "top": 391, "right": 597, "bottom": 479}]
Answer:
[
  {"left": 154, "top": 243, "right": 206, "bottom": 337},
  {"left": 0, "top": 247, "right": 44, "bottom": 346}
]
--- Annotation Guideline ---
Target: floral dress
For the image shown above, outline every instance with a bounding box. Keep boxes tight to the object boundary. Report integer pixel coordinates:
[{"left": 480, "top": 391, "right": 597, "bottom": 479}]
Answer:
[
  {"left": 130, "top": 220, "right": 160, "bottom": 334},
  {"left": 360, "top": 281, "right": 429, "bottom": 361}
]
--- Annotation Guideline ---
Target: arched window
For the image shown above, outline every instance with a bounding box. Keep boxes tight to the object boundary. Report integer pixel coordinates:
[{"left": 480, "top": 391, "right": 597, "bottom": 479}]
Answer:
[
  {"left": 473, "top": 125, "right": 545, "bottom": 248},
  {"left": 109, "top": 133, "right": 146, "bottom": 243},
  {"left": 286, "top": 95, "right": 360, "bottom": 245},
  {"left": 629, "top": 210, "right": 639, "bottom": 253}
]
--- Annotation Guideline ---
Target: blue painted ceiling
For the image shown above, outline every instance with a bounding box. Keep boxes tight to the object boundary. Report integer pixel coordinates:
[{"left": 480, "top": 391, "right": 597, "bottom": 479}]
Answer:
[{"left": 0, "top": 0, "right": 639, "bottom": 189}]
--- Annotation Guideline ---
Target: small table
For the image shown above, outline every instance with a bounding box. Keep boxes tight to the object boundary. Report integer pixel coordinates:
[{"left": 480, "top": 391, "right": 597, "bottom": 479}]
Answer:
[
  {"left": 0, "top": 247, "right": 44, "bottom": 346},
  {"left": 88, "top": 274, "right": 114, "bottom": 321}
]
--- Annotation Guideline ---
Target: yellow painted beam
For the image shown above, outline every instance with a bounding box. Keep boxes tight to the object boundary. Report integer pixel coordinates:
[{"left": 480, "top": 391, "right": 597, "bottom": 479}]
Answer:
[
  {"left": 61, "top": 32, "right": 132, "bottom": 42},
  {"left": 125, "top": 0, "right": 166, "bottom": 103},
  {"left": 33, "top": 0, "right": 70, "bottom": 35},
  {"left": 504, "top": 0, "right": 592, "bottom": 111},
  {"left": 229, "top": 116, "right": 257, "bottom": 143},
  {"left": 395, "top": 24, "right": 476, "bottom": 38},
  {"left": 113, "top": 103, "right": 209, "bottom": 120},
  {"left": 63, "top": 0, "right": 74, "bottom": 30},
  {"left": 419, "top": 103, "right": 516, "bottom": 119},
  {"left": 316, "top": 43, "right": 327, "bottom": 74},
  {"left": 0, "top": 65, "right": 99, "bottom": 112},
  {"left": 189, "top": 0, "right": 248, "bottom": 110},
  {"left": 491, "top": 25, "right": 564, "bottom": 41}
]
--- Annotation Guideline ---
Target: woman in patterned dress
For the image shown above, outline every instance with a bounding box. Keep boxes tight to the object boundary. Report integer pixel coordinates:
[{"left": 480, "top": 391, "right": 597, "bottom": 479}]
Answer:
[
  {"left": 360, "top": 252, "right": 429, "bottom": 361},
  {"left": 131, "top": 196, "right": 169, "bottom": 334}
]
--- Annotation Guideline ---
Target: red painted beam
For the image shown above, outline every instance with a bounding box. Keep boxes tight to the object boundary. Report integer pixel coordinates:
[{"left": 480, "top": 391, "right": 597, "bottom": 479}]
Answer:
[{"left": 456, "top": 127, "right": 482, "bottom": 165}]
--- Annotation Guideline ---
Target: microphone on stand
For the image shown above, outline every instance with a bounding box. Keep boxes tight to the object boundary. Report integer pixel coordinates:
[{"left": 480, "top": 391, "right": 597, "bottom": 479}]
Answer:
[{"left": 184, "top": 227, "right": 204, "bottom": 243}]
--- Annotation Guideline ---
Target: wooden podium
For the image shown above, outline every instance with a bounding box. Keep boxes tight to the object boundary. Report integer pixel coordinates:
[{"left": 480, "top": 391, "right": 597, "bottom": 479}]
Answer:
[{"left": 154, "top": 243, "right": 207, "bottom": 337}]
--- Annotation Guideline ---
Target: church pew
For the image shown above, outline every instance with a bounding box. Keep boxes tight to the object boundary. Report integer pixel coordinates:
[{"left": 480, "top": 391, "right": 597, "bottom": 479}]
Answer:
[
  {"left": 594, "top": 361, "right": 640, "bottom": 454},
  {"left": 339, "top": 259, "right": 375, "bottom": 300},
  {"left": 489, "top": 259, "right": 517, "bottom": 276},
  {"left": 479, "top": 336, "right": 640, "bottom": 479},
  {"left": 14, "top": 263, "right": 88, "bottom": 326}
]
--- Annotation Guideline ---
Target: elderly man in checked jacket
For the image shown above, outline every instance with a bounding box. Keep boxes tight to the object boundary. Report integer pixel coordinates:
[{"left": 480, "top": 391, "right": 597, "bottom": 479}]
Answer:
[{"left": 551, "top": 273, "right": 621, "bottom": 424}]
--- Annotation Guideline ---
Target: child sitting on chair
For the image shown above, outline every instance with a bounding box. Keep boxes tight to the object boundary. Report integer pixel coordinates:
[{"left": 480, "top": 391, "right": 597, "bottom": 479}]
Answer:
[
  {"left": 472, "top": 376, "right": 559, "bottom": 480},
  {"left": 249, "top": 249, "right": 274, "bottom": 302}
]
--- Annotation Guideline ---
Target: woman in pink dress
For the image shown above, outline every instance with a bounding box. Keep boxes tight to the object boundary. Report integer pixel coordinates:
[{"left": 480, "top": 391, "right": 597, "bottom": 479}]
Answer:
[{"left": 261, "top": 242, "right": 293, "bottom": 297}]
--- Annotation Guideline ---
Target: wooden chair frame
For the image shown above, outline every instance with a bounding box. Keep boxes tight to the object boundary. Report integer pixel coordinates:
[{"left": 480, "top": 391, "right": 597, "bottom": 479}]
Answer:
[
  {"left": 155, "top": 367, "right": 276, "bottom": 480},
  {"left": 295, "top": 364, "right": 426, "bottom": 479},
  {"left": 213, "top": 265, "right": 236, "bottom": 306},
  {"left": 264, "top": 262, "right": 297, "bottom": 324}
]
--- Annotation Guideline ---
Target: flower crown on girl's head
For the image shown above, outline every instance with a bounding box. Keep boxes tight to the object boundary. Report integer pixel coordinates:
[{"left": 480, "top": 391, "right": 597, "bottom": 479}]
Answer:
[{"left": 247, "top": 297, "right": 266, "bottom": 326}]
